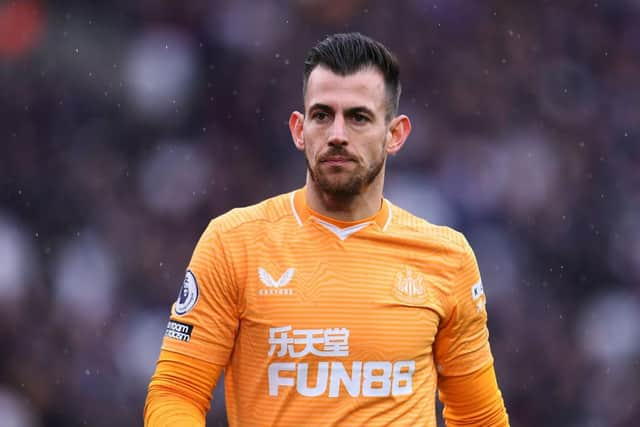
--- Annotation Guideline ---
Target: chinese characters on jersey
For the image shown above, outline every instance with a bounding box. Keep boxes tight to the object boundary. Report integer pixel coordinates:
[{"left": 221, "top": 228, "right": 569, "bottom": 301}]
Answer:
[{"left": 267, "top": 326, "right": 415, "bottom": 398}]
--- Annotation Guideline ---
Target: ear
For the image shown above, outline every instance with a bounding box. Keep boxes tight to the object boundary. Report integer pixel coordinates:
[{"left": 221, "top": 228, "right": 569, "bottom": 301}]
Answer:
[
  {"left": 386, "top": 115, "right": 412, "bottom": 155},
  {"left": 289, "top": 111, "right": 305, "bottom": 151}
]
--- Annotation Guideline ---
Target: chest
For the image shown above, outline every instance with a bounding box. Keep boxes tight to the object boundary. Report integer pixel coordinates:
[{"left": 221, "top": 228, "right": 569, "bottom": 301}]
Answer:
[{"left": 234, "top": 232, "right": 453, "bottom": 361}]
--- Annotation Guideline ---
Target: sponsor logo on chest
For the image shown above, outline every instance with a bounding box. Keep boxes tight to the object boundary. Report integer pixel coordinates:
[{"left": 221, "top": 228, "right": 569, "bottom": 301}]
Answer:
[
  {"left": 258, "top": 267, "right": 295, "bottom": 296},
  {"left": 267, "top": 325, "right": 416, "bottom": 398}
]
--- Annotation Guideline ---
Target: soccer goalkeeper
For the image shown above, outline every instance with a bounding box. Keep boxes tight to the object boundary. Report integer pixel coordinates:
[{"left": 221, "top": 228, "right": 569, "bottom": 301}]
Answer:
[{"left": 145, "top": 32, "right": 509, "bottom": 426}]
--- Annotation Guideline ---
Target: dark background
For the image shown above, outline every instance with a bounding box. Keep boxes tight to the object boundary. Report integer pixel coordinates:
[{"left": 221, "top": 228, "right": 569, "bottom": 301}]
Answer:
[{"left": 1, "top": 0, "right": 639, "bottom": 426}]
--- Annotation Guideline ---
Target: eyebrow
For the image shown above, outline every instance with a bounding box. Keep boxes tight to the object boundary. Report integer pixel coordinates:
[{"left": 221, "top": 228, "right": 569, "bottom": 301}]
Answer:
[{"left": 308, "top": 103, "right": 376, "bottom": 118}]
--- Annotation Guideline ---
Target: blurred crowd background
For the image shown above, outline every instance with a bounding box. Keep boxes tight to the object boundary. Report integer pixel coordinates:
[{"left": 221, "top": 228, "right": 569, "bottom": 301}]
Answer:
[{"left": 1, "top": 0, "right": 639, "bottom": 426}]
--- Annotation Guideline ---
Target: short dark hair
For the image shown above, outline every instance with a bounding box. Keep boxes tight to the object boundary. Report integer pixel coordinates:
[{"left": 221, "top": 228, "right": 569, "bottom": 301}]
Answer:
[{"left": 303, "top": 32, "right": 401, "bottom": 120}]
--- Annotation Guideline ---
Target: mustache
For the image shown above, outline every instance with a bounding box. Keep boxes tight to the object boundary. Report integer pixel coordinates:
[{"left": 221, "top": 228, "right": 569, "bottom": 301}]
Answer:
[{"left": 318, "top": 148, "right": 357, "bottom": 162}]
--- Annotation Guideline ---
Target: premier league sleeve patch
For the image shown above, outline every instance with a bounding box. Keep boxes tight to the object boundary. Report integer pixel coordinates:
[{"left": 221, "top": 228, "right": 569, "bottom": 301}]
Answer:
[{"left": 174, "top": 270, "right": 199, "bottom": 315}]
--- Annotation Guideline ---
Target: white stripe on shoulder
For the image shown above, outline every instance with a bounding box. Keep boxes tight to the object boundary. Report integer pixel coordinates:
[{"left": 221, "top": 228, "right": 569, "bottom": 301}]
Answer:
[
  {"left": 290, "top": 191, "right": 302, "bottom": 226},
  {"left": 383, "top": 200, "right": 393, "bottom": 232}
]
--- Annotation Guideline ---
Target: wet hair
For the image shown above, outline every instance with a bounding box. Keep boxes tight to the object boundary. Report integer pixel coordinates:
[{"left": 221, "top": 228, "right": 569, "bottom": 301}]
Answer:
[{"left": 303, "top": 32, "right": 401, "bottom": 121}]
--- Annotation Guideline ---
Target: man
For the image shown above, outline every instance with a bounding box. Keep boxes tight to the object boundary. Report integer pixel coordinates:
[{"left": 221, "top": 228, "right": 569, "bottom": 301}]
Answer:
[{"left": 145, "top": 32, "right": 509, "bottom": 426}]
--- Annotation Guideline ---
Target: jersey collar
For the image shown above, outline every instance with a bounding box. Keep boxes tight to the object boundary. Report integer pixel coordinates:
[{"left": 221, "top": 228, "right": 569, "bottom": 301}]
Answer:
[{"left": 290, "top": 187, "right": 392, "bottom": 237}]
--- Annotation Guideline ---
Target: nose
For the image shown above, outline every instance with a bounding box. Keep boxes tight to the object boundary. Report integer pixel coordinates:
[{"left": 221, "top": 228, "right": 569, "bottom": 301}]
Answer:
[{"left": 328, "top": 114, "right": 348, "bottom": 146}]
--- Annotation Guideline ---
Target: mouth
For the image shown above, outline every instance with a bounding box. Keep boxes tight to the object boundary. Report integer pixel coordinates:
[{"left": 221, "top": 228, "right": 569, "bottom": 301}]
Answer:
[{"left": 320, "top": 155, "right": 356, "bottom": 166}]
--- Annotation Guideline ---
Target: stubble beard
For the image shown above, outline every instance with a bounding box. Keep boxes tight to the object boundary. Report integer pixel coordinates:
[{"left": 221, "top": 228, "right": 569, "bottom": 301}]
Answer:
[{"left": 305, "top": 147, "right": 386, "bottom": 197}]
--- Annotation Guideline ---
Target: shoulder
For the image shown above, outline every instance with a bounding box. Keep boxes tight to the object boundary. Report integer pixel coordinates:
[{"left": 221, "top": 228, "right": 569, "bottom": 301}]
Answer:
[
  {"left": 208, "top": 190, "right": 296, "bottom": 235},
  {"left": 387, "top": 201, "right": 471, "bottom": 256}
]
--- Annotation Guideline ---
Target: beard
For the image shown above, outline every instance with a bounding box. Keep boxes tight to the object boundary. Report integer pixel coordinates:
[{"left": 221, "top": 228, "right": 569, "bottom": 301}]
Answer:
[{"left": 305, "top": 145, "right": 386, "bottom": 197}]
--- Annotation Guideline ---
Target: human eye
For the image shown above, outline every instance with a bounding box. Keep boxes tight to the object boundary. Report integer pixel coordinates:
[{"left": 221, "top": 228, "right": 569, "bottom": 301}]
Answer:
[
  {"left": 311, "top": 111, "right": 330, "bottom": 122},
  {"left": 351, "top": 112, "right": 370, "bottom": 124}
]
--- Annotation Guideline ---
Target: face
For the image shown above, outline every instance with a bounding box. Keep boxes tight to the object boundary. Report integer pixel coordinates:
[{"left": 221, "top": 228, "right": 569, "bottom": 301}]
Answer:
[{"left": 289, "top": 66, "right": 409, "bottom": 197}]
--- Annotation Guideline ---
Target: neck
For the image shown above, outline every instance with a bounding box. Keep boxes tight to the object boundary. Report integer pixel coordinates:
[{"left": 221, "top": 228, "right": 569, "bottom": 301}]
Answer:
[{"left": 304, "top": 171, "right": 385, "bottom": 222}]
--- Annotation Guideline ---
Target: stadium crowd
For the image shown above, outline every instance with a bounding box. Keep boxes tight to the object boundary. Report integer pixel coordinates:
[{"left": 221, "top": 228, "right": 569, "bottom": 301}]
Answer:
[{"left": 1, "top": 1, "right": 639, "bottom": 426}]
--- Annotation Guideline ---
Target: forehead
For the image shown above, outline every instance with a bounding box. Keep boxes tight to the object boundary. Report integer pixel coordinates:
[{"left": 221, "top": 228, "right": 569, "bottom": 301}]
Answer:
[{"left": 304, "top": 65, "right": 387, "bottom": 112}]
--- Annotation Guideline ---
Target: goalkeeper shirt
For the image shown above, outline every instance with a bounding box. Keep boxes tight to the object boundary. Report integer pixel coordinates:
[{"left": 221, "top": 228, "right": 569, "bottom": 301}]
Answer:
[{"left": 155, "top": 186, "right": 505, "bottom": 426}]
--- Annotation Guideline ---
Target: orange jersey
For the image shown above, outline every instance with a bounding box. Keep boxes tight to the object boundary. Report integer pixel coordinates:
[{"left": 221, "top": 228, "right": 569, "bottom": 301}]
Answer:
[{"left": 161, "top": 187, "right": 494, "bottom": 426}]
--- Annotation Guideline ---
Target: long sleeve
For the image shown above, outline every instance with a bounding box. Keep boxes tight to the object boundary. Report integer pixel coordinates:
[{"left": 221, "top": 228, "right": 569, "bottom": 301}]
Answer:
[
  {"left": 144, "top": 349, "right": 224, "bottom": 427},
  {"left": 433, "top": 237, "right": 509, "bottom": 425},
  {"left": 438, "top": 362, "right": 509, "bottom": 426}
]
